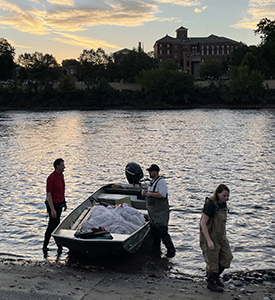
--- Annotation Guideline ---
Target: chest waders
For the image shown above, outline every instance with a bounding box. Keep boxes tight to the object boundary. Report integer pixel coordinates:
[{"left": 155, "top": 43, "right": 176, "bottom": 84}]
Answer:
[
  {"left": 146, "top": 178, "right": 175, "bottom": 257},
  {"left": 200, "top": 197, "right": 233, "bottom": 292}
]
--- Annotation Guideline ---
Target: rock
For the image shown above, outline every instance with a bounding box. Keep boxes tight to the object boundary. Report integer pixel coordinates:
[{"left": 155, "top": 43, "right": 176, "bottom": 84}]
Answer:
[{"left": 234, "top": 280, "right": 244, "bottom": 287}]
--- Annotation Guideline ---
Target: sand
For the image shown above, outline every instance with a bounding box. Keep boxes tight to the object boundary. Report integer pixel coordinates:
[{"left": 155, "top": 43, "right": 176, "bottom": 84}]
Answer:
[{"left": 0, "top": 258, "right": 274, "bottom": 300}]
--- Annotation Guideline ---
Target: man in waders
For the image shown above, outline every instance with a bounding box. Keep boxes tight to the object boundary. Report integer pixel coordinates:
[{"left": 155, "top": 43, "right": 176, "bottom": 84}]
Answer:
[
  {"left": 200, "top": 184, "right": 233, "bottom": 292},
  {"left": 142, "top": 164, "right": 176, "bottom": 258}
]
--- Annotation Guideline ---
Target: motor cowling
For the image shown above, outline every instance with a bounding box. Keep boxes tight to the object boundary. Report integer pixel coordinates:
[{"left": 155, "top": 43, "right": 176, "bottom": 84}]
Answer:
[{"left": 125, "top": 162, "right": 144, "bottom": 184}]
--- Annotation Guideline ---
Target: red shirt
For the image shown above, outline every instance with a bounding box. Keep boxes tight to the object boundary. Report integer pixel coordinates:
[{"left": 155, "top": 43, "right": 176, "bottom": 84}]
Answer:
[{"left": 46, "top": 171, "right": 65, "bottom": 203}]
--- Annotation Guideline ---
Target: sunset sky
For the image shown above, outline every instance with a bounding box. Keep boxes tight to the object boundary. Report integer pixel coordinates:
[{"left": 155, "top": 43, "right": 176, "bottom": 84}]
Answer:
[{"left": 0, "top": 0, "right": 274, "bottom": 64}]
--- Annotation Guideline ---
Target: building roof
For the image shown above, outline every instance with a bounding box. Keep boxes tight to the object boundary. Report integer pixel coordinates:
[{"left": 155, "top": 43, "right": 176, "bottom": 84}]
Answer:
[
  {"left": 113, "top": 48, "right": 131, "bottom": 55},
  {"left": 155, "top": 33, "right": 239, "bottom": 45},
  {"left": 176, "top": 26, "right": 188, "bottom": 31},
  {"left": 155, "top": 34, "right": 181, "bottom": 44}
]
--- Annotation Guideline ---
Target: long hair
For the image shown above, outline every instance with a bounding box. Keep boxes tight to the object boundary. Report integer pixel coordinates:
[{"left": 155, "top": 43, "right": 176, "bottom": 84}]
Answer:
[{"left": 213, "top": 184, "right": 229, "bottom": 200}]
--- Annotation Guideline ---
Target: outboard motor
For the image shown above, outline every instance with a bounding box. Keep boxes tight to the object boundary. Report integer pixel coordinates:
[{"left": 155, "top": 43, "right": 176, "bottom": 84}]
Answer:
[{"left": 125, "top": 162, "right": 143, "bottom": 184}]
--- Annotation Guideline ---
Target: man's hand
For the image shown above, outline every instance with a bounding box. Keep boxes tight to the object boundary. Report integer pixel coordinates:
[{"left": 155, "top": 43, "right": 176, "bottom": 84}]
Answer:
[{"left": 51, "top": 209, "right": 57, "bottom": 219}]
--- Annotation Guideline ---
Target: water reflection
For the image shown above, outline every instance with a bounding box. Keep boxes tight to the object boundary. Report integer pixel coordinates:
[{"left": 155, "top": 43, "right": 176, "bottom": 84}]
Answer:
[{"left": 0, "top": 109, "right": 274, "bottom": 276}]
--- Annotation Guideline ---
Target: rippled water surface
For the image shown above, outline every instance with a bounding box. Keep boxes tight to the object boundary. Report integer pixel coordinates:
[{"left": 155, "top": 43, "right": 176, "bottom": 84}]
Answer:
[{"left": 0, "top": 109, "right": 274, "bottom": 276}]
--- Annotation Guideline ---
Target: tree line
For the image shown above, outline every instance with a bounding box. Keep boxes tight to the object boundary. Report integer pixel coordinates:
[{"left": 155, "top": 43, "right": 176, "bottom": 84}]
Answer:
[{"left": 0, "top": 18, "right": 275, "bottom": 109}]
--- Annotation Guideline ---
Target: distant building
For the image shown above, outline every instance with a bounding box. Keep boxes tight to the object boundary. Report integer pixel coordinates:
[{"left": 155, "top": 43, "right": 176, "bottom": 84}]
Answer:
[
  {"left": 154, "top": 26, "right": 240, "bottom": 78},
  {"left": 113, "top": 48, "right": 131, "bottom": 56}
]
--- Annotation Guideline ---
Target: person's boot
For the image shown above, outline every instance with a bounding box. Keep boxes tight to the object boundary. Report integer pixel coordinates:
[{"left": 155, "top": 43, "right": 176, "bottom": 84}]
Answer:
[
  {"left": 163, "top": 240, "right": 176, "bottom": 258},
  {"left": 217, "top": 265, "right": 225, "bottom": 287},
  {"left": 207, "top": 272, "right": 224, "bottom": 292}
]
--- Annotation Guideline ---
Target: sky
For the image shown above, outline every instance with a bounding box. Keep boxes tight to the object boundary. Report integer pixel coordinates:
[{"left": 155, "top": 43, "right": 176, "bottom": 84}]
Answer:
[{"left": 0, "top": 0, "right": 274, "bottom": 64}]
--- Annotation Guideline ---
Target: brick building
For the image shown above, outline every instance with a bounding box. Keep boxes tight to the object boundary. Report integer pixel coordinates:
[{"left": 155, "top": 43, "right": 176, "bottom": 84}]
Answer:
[{"left": 154, "top": 26, "right": 239, "bottom": 78}]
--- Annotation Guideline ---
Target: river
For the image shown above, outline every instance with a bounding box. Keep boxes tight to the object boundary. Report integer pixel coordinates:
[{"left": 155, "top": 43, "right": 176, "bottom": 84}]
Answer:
[{"left": 0, "top": 109, "right": 274, "bottom": 277}]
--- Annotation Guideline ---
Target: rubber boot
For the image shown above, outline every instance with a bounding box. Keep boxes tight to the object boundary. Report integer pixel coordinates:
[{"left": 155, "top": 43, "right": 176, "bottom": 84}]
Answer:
[
  {"left": 164, "top": 241, "right": 176, "bottom": 258},
  {"left": 207, "top": 272, "right": 224, "bottom": 292},
  {"left": 217, "top": 265, "right": 225, "bottom": 287}
]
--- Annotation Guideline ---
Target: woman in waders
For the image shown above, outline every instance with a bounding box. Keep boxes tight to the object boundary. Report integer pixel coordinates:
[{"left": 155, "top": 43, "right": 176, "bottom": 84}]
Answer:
[{"left": 200, "top": 184, "right": 233, "bottom": 292}]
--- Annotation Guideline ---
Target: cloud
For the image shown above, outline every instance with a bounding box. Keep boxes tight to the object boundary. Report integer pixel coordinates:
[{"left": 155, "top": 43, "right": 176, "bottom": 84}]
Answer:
[
  {"left": 153, "top": 0, "right": 200, "bottom": 5},
  {"left": 53, "top": 32, "right": 120, "bottom": 51},
  {"left": 232, "top": 0, "right": 275, "bottom": 29},
  {"left": 194, "top": 5, "right": 207, "bottom": 13},
  {"left": 8, "top": 39, "right": 33, "bottom": 49},
  {"left": 0, "top": 0, "right": 201, "bottom": 49}
]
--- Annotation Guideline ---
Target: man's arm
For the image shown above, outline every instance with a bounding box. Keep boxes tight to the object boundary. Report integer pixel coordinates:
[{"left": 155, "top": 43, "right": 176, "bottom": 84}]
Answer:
[{"left": 47, "top": 192, "right": 57, "bottom": 218}]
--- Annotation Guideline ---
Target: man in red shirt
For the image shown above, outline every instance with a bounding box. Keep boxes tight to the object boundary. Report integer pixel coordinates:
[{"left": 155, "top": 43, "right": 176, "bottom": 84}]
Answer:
[{"left": 43, "top": 158, "right": 67, "bottom": 257}]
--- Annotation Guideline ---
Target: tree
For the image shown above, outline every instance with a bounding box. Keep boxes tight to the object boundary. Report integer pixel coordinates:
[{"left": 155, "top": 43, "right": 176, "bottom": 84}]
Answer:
[
  {"left": 229, "top": 65, "right": 265, "bottom": 102},
  {"left": 17, "top": 52, "right": 60, "bottom": 85},
  {"left": 113, "top": 49, "right": 159, "bottom": 82},
  {"left": 199, "top": 57, "right": 223, "bottom": 80},
  {"left": 138, "top": 68, "right": 194, "bottom": 104},
  {"left": 0, "top": 38, "right": 15, "bottom": 80},
  {"left": 77, "top": 48, "right": 110, "bottom": 87},
  {"left": 162, "top": 59, "right": 178, "bottom": 70},
  {"left": 255, "top": 18, "right": 275, "bottom": 44},
  {"left": 62, "top": 59, "right": 79, "bottom": 67}
]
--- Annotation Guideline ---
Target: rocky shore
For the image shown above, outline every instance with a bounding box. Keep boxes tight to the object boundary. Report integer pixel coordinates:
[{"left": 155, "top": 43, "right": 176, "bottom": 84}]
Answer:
[{"left": 0, "top": 257, "right": 274, "bottom": 300}]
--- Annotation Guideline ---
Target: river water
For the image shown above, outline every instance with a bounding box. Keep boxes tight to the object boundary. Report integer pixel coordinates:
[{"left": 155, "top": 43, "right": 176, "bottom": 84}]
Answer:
[{"left": 0, "top": 109, "right": 274, "bottom": 277}]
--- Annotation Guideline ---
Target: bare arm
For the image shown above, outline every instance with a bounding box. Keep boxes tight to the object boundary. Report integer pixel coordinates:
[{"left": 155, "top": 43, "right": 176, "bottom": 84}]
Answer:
[
  {"left": 200, "top": 213, "right": 215, "bottom": 250},
  {"left": 47, "top": 192, "right": 57, "bottom": 218}
]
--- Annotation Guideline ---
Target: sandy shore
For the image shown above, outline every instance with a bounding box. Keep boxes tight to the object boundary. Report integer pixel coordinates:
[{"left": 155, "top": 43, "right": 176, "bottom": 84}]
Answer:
[{"left": 0, "top": 257, "right": 274, "bottom": 300}]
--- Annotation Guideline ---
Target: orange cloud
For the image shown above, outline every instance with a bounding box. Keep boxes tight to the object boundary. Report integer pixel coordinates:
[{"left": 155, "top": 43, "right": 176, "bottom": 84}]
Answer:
[
  {"left": 194, "top": 6, "right": 208, "bottom": 13},
  {"left": 232, "top": 0, "right": 275, "bottom": 29}
]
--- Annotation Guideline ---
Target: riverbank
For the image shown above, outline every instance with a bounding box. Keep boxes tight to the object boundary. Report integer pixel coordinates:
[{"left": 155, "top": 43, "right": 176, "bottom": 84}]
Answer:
[{"left": 1, "top": 259, "right": 274, "bottom": 300}]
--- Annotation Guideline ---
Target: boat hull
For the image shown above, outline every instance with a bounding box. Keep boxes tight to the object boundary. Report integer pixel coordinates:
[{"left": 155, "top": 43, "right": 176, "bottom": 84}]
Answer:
[{"left": 52, "top": 183, "right": 150, "bottom": 258}]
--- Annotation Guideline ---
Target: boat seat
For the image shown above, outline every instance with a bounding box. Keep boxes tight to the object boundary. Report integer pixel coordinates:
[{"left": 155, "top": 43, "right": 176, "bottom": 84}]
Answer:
[{"left": 71, "top": 206, "right": 93, "bottom": 230}]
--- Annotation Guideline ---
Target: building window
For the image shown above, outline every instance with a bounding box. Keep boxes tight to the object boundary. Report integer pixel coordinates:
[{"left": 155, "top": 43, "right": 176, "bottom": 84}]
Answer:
[
  {"left": 167, "top": 44, "right": 170, "bottom": 48},
  {"left": 227, "top": 45, "right": 229, "bottom": 54},
  {"left": 202, "top": 46, "right": 204, "bottom": 55},
  {"left": 207, "top": 45, "right": 209, "bottom": 55},
  {"left": 160, "top": 43, "right": 162, "bottom": 48},
  {"left": 212, "top": 45, "right": 214, "bottom": 54},
  {"left": 175, "top": 53, "right": 177, "bottom": 59},
  {"left": 222, "top": 45, "right": 224, "bottom": 55},
  {"left": 175, "top": 45, "right": 177, "bottom": 50},
  {"left": 217, "top": 45, "right": 219, "bottom": 55},
  {"left": 160, "top": 58, "right": 162, "bottom": 63},
  {"left": 167, "top": 49, "right": 170, "bottom": 55},
  {"left": 160, "top": 49, "right": 162, "bottom": 55}
]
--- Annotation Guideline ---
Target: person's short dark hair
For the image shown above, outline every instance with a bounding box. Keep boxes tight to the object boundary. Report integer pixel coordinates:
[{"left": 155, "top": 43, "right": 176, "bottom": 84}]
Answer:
[
  {"left": 53, "top": 158, "right": 64, "bottom": 169},
  {"left": 146, "top": 164, "right": 160, "bottom": 172}
]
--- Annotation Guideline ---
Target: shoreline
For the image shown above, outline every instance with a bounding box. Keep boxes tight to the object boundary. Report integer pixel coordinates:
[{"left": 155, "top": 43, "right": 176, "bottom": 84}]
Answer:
[
  {"left": 1, "top": 103, "right": 275, "bottom": 111},
  {"left": 0, "top": 258, "right": 274, "bottom": 300}
]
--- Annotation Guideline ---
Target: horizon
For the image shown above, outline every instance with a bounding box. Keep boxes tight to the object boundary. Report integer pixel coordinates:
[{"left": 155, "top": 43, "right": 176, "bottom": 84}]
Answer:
[{"left": 0, "top": 0, "right": 274, "bottom": 64}]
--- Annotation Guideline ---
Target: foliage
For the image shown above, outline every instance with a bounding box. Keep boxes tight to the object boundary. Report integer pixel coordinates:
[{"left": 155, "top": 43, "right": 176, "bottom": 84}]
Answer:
[
  {"left": 113, "top": 49, "right": 159, "bottom": 82},
  {"left": 62, "top": 59, "right": 79, "bottom": 67},
  {"left": 199, "top": 57, "right": 223, "bottom": 79},
  {"left": 0, "top": 38, "right": 15, "bottom": 80},
  {"left": 229, "top": 65, "right": 265, "bottom": 102},
  {"left": 138, "top": 68, "right": 195, "bottom": 105},
  {"left": 17, "top": 52, "right": 60, "bottom": 85},
  {"left": 162, "top": 59, "right": 178, "bottom": 70},
  {"left": 77, "top": 48, "right": 110, "bottom": 87},
  {"left": 254, "top": 18, "right": 275, "bottom": 44},
  {"left": 57, "top": 76, "right": 77, "bottom": 93}
]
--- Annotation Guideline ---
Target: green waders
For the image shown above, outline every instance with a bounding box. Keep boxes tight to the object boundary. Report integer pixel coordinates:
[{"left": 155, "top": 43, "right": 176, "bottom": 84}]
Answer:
[
  {"left": 200, "top": 198, "right": 233, "bottom": 292},
  {"left": 146, "top": 195, "right": 175, "bottom": 257}
]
